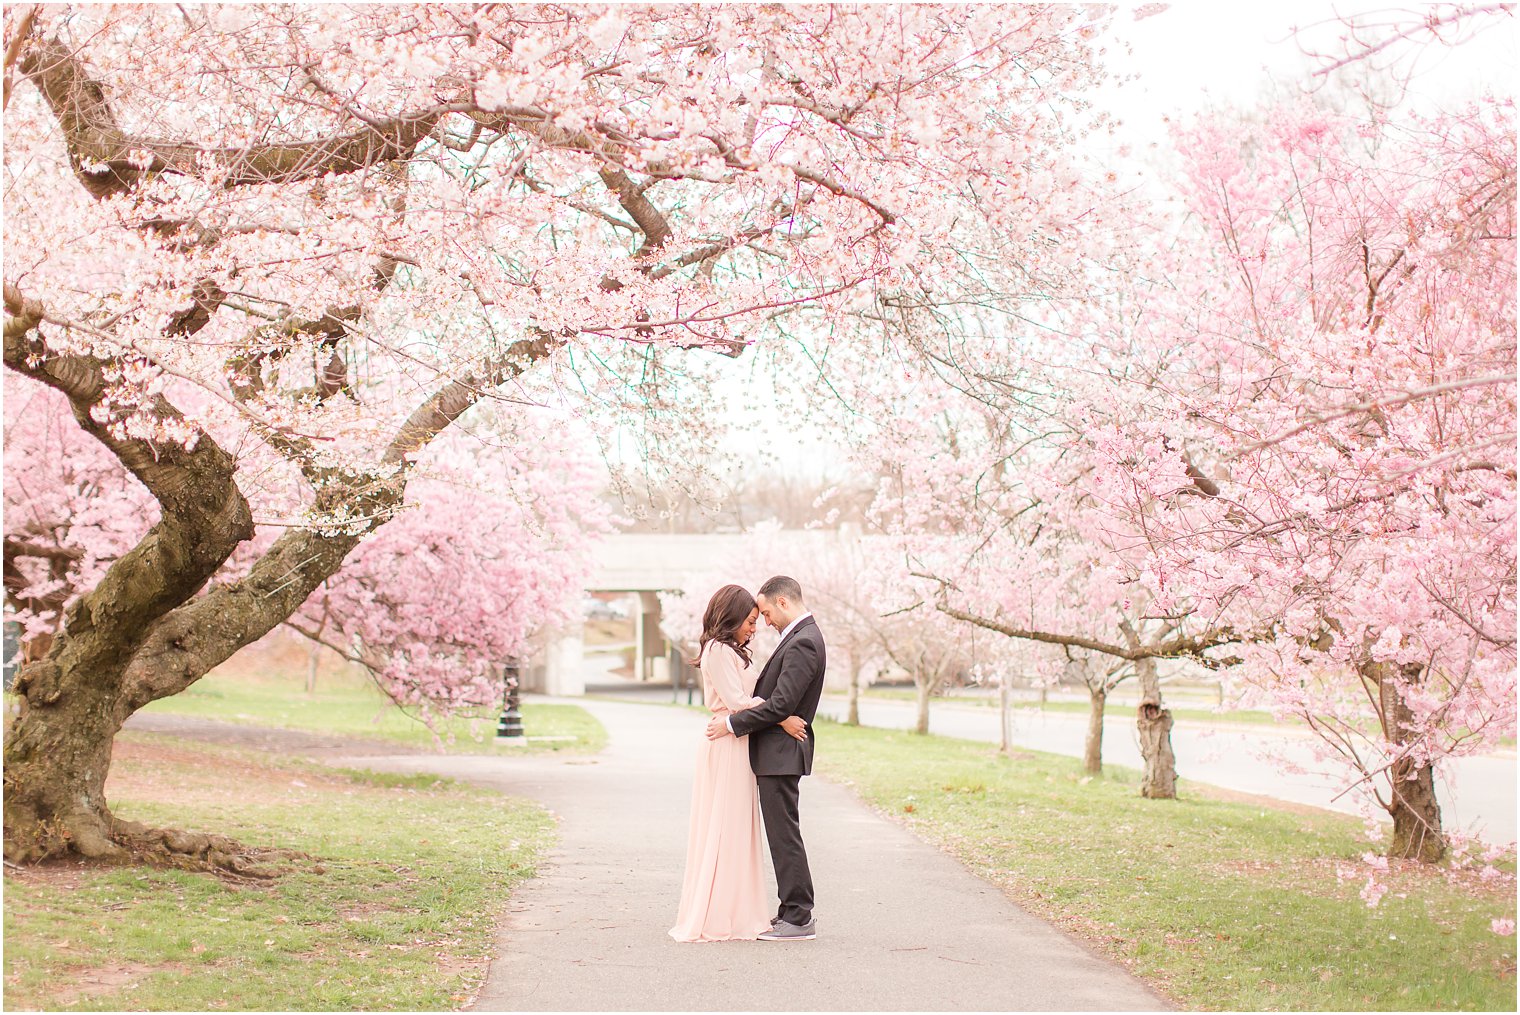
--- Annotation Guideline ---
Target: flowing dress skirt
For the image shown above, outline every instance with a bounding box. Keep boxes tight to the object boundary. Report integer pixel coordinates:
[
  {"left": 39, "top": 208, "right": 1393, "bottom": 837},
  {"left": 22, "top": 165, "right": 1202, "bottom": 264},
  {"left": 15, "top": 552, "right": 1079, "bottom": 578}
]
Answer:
[{"left": 668, "top": 732, "right": 772, "bottom": 942}]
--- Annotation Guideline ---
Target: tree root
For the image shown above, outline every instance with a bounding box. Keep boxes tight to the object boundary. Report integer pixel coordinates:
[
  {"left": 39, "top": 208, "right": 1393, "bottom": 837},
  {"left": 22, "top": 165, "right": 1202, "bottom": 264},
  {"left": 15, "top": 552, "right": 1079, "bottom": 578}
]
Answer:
[
  {"left": 5, "top": 818, "right": 308, "bottom": 879},
  {"left": 108, "top": 819, "right": 306, "bottom": 878}
]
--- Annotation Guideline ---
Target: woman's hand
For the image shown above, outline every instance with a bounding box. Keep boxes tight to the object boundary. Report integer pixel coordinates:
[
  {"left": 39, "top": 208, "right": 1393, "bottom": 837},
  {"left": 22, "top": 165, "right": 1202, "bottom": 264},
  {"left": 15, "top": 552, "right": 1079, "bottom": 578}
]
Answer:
[
  {"left": 780, "top": 715, "right": 808, "bottom": 741},
  {"left": 710, "top": 704, "right": 732, "bottom": 716}
]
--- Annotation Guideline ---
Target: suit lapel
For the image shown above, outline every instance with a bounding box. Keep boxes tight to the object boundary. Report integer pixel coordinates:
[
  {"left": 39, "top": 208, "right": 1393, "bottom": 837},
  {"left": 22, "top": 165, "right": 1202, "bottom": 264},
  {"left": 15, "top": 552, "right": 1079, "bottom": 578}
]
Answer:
[
  {"left": 758, "top": 645, "right": 783, "bottom": 691},
  {"left": 760, "top": 616, "right": 814, "bottom": 691}
]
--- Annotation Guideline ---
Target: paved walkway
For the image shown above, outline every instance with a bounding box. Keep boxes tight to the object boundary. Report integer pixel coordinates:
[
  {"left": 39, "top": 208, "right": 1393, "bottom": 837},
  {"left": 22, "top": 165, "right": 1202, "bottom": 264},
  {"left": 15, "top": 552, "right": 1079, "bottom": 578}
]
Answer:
[{"left": 129, "top": 702, "right": 1167, "bottom": 1011}]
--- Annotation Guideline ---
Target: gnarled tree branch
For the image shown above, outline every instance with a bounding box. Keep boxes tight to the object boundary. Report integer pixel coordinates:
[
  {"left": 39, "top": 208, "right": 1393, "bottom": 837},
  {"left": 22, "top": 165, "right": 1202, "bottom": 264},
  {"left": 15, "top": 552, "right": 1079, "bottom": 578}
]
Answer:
[
  {"left": 18, "top": 36, "right": 446, "bottom": 199},
  {"left": 3, "top": 281, "right": 253, "bottom": 713},
  {"left": 116, "top": 329, "right": 559, "bottom": 715}
]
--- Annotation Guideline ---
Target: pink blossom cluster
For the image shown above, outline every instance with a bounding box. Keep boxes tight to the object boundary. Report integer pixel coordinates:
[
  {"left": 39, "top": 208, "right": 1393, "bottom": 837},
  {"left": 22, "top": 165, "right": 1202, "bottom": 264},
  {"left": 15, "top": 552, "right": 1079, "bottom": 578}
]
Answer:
[
  {"left": 290, "top": 422, "right": 610, "bottom": 708},
  {"left": 5, "top": 3, "right": 1116, "bottom": 450}
]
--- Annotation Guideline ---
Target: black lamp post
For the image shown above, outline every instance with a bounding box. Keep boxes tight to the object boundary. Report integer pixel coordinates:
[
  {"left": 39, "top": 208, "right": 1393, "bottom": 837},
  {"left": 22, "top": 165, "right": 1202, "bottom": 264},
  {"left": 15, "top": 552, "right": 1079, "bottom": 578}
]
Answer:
[{"left": 496, "top": 661, "right": 525, "bottom": 739}]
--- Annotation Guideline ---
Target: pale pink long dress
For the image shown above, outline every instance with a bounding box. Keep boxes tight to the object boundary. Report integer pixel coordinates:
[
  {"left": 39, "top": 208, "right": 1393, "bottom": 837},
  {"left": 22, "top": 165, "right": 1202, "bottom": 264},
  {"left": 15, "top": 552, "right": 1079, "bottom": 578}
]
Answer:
[{"left": 668, "top": 641, "right": 773, "bottom": 942}]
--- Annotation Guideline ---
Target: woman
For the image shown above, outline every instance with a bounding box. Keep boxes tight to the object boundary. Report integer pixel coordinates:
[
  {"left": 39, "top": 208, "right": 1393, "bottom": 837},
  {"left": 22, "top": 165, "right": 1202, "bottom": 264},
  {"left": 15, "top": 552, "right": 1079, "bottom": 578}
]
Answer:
[{"left": 669, "top": 584, "right": 807, "bottom": 942}]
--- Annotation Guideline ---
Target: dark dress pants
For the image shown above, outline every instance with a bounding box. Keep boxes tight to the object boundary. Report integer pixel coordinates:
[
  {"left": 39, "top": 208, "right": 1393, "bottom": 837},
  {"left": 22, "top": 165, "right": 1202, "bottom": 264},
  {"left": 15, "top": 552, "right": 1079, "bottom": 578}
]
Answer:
[{"left": 756, "top": 773, "right": 814, "bottom": 925}]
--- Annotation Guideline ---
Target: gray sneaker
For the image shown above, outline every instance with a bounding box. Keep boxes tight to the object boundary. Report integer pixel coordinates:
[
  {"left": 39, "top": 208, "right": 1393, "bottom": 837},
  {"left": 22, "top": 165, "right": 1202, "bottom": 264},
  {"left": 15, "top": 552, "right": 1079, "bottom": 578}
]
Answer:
[{"left": 758, "top": 919, "right": 817, "bottom": 941}]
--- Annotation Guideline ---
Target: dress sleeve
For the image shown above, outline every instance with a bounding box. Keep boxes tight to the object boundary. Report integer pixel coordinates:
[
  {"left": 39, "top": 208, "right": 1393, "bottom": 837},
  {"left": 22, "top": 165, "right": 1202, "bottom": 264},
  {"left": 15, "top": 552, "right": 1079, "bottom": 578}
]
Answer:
[
  {"left": 704, "top": 643, "right": 763, "bottom": 711},
  {"left": 727, "top": 634, "right": 817, "bottom": 737}
]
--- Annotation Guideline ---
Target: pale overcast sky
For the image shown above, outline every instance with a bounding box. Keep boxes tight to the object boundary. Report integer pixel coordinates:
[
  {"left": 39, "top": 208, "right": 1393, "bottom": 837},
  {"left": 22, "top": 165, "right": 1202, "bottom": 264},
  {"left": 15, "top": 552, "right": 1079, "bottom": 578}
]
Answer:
[{"left": 1105, "top": 2, "right": 1514, "bottom": 144}]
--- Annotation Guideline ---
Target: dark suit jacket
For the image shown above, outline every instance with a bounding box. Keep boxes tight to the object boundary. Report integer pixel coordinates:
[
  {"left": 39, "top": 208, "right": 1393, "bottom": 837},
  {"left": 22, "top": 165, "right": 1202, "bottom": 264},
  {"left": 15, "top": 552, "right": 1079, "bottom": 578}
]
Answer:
[{"left": 728, "top": 615, "right": 827, "bottom": 776}]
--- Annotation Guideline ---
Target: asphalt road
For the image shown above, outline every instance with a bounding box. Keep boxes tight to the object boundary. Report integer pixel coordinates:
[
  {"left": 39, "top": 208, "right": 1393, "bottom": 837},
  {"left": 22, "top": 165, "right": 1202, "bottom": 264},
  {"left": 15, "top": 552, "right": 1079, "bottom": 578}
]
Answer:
[{"left": 811, "top": 696, "right": 1518, "bottom": 843}]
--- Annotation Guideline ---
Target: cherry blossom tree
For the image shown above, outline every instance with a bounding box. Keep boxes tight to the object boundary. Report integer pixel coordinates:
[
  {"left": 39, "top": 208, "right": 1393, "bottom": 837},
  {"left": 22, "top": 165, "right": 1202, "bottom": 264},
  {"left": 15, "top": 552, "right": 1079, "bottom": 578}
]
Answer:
[
  {"left": 3, "top": 372, "right": 156, "bottom": 666},
  {"left": 5, "top": 369, "right": 607, "bottom": 720},
  {"left": 750, "top": 525, "right": 968, "bottom": 731},
  {"left": 792, "top": 14, "right": 1514, "bottom": 849},
  {"left": 862, "top": 593, "right": 984, "bottom": 737},
  {"left": 841, "top": 92, "right": 1514, "bottom": 844},
  {"left": 658, "top": 523, "right": 1001, "bottom": 735},
  {"left": 2, "top": 4, "right": 1116, "bottom": 863},
  {"left": 899, "top": 468, "right": 1225, "bottom": 796},
  {"left": 802, "top": 329, "right": 1235, "bottom": 796},
  {"left": 284, "top": 420, "right": 610, "bottom": 713},
  {"left": 1060, "top": 651, "right": 1134, "bottom": 776},
  {"left": 660, "top": 525, "right": 875, "bottom": 721},
  {"left": 730, "top": 525, "right": 886, "bottom": 727},
  {"left": 1091, "top": 95, "right": 1516, "bottom": 862}
]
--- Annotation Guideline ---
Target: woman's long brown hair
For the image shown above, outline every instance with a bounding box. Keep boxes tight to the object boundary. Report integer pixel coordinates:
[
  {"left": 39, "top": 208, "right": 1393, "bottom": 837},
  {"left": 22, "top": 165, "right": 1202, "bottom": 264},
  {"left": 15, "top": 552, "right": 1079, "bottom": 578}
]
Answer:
[{"left": 694, "top": 584, "right": 756, "bottom": 668}]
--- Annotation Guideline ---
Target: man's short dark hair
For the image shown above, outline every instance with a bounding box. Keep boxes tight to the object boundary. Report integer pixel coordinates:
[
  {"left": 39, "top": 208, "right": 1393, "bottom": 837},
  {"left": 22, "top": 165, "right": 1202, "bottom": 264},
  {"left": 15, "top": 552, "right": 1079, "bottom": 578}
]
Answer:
[{"left": 757, "top": 575, "right": 804, "bottom": 604}]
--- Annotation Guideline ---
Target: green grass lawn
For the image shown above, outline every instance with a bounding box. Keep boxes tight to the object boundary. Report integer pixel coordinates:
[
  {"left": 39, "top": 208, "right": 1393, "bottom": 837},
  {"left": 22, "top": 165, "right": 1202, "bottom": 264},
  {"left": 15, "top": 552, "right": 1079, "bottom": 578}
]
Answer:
[
  {"left": 3, "top": 733, "right": 553, "bottom": 1011},
  {"left": 815, "top": 718, "right": 1517, "bottom": 1012},
  {"left": 140, "top": 667, "right": 607, "bottom": 754}
]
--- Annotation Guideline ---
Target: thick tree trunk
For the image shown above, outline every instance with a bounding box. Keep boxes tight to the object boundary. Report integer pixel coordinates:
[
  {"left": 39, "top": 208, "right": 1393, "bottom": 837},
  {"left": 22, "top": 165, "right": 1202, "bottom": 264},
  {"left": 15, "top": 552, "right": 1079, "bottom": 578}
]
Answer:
[
  {"left": 1387, "top": 759, "right": 1445, "bottom": 862},
  {"left": 3, "top": 285, "right": 552, "bottom": 864},
  {"left": 4, "top": 679, "right": 122, "bottom": 860},
  {"left": 846, "top": 655, "right": 860, "bottom": 727},
  {"left": 3, "top": 502, "right": 258, "bottom": 862},
  {"left": 4, "top": 291, "right": 256, "bottom": 862},
  {"left": 1136, "top": 701, "right": 1177, "bottom": 798},
  {"left": 1132, "top": 654, "right": 1177, "bottom": 799},
  {"left": 6, "top": 680, "right": 283, "bottom": 872},
  {"left": 1375, "top": 661, "right": 1446, "bottom": 862},
  {"left": 914, "top": 679, "right": 931, "bottom": 735},
  {"left": 1083, "top": 686, "right": 1106, "bottom": 774},
  {"left": 998, "top": 677, "right": 1012, "bottom": 754}
]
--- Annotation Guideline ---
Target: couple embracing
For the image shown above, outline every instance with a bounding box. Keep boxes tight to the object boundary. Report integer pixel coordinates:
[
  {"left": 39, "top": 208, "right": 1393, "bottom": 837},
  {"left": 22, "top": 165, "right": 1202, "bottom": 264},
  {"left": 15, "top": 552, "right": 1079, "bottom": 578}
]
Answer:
[{"left": 669, "top": 576, "right": 827, "bottom": 943}]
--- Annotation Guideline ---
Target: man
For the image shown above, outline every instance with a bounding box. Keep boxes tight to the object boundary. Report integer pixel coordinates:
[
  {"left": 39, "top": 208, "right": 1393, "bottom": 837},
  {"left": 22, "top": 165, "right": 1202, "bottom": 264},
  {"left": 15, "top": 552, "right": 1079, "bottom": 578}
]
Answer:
[{"left": 706, "top": 575, "right": 827, "bottom": 941}]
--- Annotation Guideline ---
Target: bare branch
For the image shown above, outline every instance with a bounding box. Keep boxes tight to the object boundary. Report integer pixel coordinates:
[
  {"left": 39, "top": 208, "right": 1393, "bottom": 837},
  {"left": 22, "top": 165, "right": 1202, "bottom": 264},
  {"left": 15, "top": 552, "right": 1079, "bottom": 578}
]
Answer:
[
  {"left": 1309, "top": 4, "right": 1513, "bottom": 77},
  {"left": 1227, "top": 373, "right": 1517, "bottom": 460}
]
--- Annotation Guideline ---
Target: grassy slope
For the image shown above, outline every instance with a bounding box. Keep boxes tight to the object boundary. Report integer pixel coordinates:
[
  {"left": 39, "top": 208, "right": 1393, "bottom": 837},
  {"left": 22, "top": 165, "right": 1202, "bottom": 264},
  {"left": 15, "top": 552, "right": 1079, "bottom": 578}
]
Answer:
[
  {"left": 140, "top": 666, "right": 607, "bottom": 754},
  {"left": 3, "top": 734, "right": 553, "bottom": 1012},
  {"left": 815, "top": 719, "right": 1517, "bottom": 1012}
]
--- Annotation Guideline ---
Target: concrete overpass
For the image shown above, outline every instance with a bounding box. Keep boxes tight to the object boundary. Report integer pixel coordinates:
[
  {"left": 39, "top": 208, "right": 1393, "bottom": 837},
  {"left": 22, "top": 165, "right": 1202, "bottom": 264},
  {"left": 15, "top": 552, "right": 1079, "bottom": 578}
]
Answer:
[
  {"left": 530, "top": 529, "right": 857, "bottom": 696},
  {"left": 588, "top": 532, "right": 759, "bottom": 591}
]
